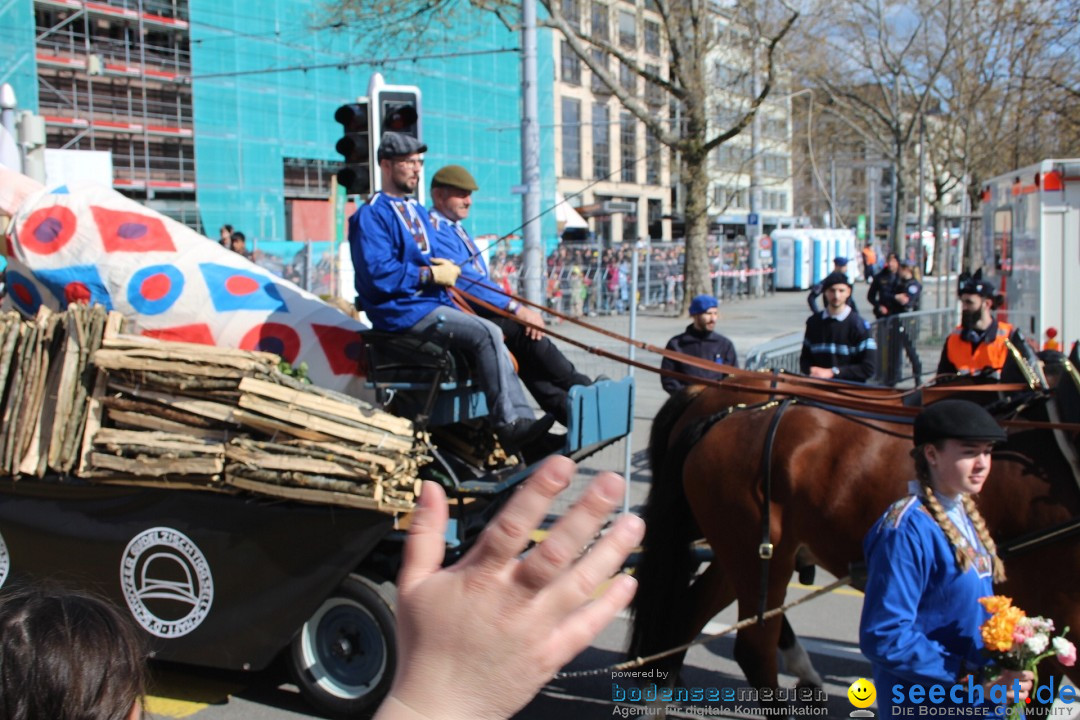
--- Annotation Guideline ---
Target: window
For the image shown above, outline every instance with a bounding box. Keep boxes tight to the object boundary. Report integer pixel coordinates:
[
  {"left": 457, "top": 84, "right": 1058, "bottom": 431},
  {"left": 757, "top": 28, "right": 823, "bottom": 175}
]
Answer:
[
  {"left": 644, "top": 20, "right": 660, "bottom": 55},
  {"left": 590, "top": 48, "right": 611, "bottom": 93},
  {"left": 645, "top": 129, "right": 660, "bottom": 185},
  {"left": 622, "top": 197, "right": 638, "bottom": 241},
  {"left": 647, "top": 198, "right": 663, "bottom": 239},
  {"left": 592, "top": 103, "right": 610, "bottom": 180},
  {"left": 994, "top": 208, "right": 1012, "bottom": 274},
  {"left": 562, "top": 0, "right": 581, "bottom": 30},
  {"left": 562, "top": 98, "right": 582, "bottom": 178},
  {"left": 645, "top": 63, "right": 663, "bottom": 106},
  {"left": 620, "top": 112, "right": 637, "bottom": 183},
  {"left": 591, "top": 2, "right": 608, "bottom": 41},
  {"left": 619, "top": 61, "right": 637, "bottom": 94},
  {"left": 561, "top": 41, "right": 581, "bottom": 85},
  {"left": 618, "top": 9, "right": 636, "bottom": 49}
]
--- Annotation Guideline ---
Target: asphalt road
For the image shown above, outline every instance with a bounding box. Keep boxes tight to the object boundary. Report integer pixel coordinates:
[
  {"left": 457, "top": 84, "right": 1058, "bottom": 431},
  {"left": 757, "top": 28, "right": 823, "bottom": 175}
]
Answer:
[{"left": 138, "top": 284, "right": 1079, "bottom": 720}]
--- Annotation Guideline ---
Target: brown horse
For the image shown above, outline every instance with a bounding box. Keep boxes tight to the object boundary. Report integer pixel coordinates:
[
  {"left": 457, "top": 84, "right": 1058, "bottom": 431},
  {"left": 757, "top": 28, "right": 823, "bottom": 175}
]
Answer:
[{"left": 630, "top": 382, "right": 1080, "bottom": 716}]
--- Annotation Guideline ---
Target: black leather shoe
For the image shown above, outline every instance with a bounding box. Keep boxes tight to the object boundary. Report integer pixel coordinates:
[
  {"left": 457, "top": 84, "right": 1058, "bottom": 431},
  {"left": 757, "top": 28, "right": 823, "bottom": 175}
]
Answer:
[
  {"left": 497, "top": 414, "right": 556, "bottom": 455},
  {"left": 522, "top": 432, "right": 568, "bottom": 464}
]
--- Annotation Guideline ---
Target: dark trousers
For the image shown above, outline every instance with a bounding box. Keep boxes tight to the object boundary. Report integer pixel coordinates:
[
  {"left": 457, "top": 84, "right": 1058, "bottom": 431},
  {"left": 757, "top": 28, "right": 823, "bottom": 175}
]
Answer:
[{"left": 489, "top": 315, "right": 591, "bottom": 426}]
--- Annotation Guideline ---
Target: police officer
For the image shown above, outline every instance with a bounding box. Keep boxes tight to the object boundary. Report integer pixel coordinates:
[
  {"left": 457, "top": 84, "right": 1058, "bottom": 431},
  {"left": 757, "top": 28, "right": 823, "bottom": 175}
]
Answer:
[
  {"left": 936, "top": 270, "right": 1025, "bottom": 377},
  {"left": 427, "top": 164, "right": 592, "bottom": 427},
  {"left": 660, "top": 295, "right": 737, "bottom": 395},
  {"left": 348, "top": 133, "right": 553, "bottom": 454}
]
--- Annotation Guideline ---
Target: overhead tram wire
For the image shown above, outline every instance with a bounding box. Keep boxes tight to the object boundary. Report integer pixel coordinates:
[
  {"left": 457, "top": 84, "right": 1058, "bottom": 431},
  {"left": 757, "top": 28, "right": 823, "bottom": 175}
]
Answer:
[{"left": 185, "top": 47, "right": 520, "bottom": 82}]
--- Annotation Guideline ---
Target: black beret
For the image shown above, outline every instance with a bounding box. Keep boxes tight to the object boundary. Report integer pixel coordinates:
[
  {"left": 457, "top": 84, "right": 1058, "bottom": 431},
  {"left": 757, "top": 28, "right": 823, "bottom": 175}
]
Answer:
[
  {"left": 913, "top": 399, "right": 1007, "bottom": 446},
  {"left": 821, "top": 271, "right": 852, "bottom": 290},
  {"left": 958, "top": 272, "right": 994, "bottom": 298},
  {"left": 377, "top": 132, "right": 427, "bottom": 161}
]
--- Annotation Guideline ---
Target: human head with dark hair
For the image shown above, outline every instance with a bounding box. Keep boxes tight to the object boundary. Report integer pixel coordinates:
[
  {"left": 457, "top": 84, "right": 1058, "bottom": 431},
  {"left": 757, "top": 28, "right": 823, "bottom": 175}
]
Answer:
[
  {"left": 219, "top": 224, "right": 233, "bottom": 246},
  {"left": 885, "top": 252, "right": 900, "bottom": 274},
  {"left": 0, "top": 583, "right": 147, "bottom": 720},
  {"left": 229, "top": 230, "right": 248, "bottom": 256},
  {"left": 957, "top": 269, "right": 997, "bottom": 331}
]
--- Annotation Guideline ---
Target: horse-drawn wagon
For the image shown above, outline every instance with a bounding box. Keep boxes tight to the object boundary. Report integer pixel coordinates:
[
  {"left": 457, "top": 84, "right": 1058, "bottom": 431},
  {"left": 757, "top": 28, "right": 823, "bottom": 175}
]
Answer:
[{"left": 0, "top": 171, "right": 634, "bottom": 717}]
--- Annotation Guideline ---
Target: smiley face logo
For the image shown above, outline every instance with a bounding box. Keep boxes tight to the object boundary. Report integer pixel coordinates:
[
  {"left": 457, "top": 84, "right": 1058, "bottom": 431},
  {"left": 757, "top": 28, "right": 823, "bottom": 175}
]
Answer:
[{"left": 848, "top": 678, "right": 876, "bottom": 708}]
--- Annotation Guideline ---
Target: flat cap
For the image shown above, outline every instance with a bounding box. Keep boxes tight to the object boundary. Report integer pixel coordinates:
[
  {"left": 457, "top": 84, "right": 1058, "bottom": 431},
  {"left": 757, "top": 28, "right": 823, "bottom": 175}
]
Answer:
[
  {"left": 431, "top": 165, "right": 478, "bottom": 191},
  {"left": 913, "top": 399, "right": 1007, "bottom": 446},
  {"left": 689, "top": 294, "right": 718, "bottom": 316},
  {"left": 377, "top": 132, "right": 427, "bottom": 161},
  {"left": 821, "top": 271, "right": 852, "bottom": 290}
]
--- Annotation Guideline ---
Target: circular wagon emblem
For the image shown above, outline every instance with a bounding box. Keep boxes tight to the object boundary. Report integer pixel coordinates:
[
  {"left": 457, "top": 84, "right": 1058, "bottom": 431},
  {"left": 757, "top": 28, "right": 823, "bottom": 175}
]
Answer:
[
  {"left": 120, "top": 527, "right": 213, "bottom": 638},
  {"left": 0, "top": 530, "right": 10, "bottom": 589}
]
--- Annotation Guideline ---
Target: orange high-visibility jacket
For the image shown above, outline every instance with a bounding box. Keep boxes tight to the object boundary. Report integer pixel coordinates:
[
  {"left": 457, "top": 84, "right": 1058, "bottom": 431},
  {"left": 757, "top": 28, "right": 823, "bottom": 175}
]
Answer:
[{"left": 944, "top": 321, "right": 1013, "bottom": 373}]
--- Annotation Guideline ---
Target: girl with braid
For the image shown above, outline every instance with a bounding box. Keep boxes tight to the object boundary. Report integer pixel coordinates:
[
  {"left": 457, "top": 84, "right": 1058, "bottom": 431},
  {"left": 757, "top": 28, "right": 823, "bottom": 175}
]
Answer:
[{"left": 859, "top": 399, "right": 1033, "bottom": 717}]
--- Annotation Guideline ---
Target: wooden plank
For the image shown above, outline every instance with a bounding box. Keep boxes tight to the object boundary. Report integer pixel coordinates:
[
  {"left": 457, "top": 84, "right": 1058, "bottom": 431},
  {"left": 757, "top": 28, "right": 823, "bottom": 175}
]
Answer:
[
  {"left": 106, "top": 409, "right": 226, "bottom": 440},
  {"left": 92, "top": 350, "right": 254, "bottom": 379},
  {"left": 86, "top": 477, "right": 235, "bottom": 493},
  {"left": 225, "top": 445, "right": 377, "bottom": 477},
  {"left": 102, "top": 336, "right": 281, "bottom": 368},
  {"left": 226, "top": 475, "right": 391, "bottom": 513},
  {"left": 228, "top": 409, "right": 337, "bottom": 442},
  {"left": 67, "top": 306, "right": 108, "bottom": 473},
  {"left": 87, "top": 452, "right": 224, "bottom": 476},
  {"left": 99, "top": 396, "right": 220, "bottom": 429},
  {"left": 92, "top": 428, "right": 225, "bottom": 455},
  {"left": 238, "top": 377, "right": 414, "bottom": 436},
  {"left": 236, "top": 395, "right": 413, "bottom": 452},
  {"left": 107, "top": 383, "right": 239, "bottom": 423},
  {"left": 47, "top": 312, "right": 85, "bottom": 470}
]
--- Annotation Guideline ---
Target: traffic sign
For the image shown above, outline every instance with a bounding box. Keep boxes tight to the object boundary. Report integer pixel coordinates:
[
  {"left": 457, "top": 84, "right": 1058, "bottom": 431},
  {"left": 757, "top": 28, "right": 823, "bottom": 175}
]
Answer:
[
  {"left": 747, "top": 213, "right": 759, "bottom": 225},
  {"left": 759, "top": 236, "right": 772, "bottom": 251},
  {"left": 857, "top": 214, "right": 867, "bottom": 240}
]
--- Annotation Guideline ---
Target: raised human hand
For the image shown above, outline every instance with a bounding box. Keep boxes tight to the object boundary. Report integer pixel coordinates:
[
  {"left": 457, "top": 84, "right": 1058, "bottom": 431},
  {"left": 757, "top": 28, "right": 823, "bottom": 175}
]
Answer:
[{"left": 375, "top": 456, "right": 643, "bottom": 720}]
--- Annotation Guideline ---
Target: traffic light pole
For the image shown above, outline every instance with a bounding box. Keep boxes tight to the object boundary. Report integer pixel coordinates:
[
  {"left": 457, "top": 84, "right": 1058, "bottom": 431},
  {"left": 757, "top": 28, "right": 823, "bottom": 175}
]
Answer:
[{"left": 520, "top": 0, "right": 543, "bottom": 305}]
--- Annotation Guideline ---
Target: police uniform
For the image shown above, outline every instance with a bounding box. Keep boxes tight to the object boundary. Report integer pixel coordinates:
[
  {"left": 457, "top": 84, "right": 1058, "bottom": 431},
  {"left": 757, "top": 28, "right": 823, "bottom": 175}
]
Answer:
[
  {"left": 859, "top": 400, "right": 1007, "bottom": 718},
  {"left": 428, "top": 165, "right": 590, "bottom": 426},
  {"left": 349, "top": 136, "right": 550, "bottom": 449},
  {"left": 936, "top": 274, "right": 1024, "bottom": 376}
]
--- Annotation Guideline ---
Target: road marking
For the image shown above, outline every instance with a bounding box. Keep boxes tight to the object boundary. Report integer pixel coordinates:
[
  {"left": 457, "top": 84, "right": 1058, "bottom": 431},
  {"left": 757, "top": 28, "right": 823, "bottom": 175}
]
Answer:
[
  {"left": 145, "top": 696, "right": 210, "bottom": 718},
  {"left": 145, "top": 670, "right": 243, "bottom": 718}
]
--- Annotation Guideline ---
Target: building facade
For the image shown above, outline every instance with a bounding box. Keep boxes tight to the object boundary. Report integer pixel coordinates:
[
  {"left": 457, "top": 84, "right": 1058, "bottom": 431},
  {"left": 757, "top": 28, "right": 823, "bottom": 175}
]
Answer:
[
  {"left": 1, "top": 0, "right": 553, "bottom": 245},
  {"left": 550, "top": 0, "right": 672, "bottom": 245}
]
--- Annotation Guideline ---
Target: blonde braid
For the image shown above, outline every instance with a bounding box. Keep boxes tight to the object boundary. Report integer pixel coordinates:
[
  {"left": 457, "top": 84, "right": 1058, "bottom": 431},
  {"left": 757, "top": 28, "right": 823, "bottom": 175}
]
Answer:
[
  {"left": 961, "top": 495, "right": 1006, "bottom": 583},
  {"left": 918, "top": 477, "right": 974, "bottom": 574}
]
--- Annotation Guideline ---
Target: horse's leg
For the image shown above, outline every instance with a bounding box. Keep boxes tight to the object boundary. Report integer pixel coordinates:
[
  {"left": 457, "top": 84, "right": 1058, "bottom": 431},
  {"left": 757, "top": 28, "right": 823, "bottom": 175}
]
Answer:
[
  {"left": 777, "top": 615, "right": 823, "bottom": 689},
  {"left": 732, "top": 556, "right": 797, "bottom": 718}
]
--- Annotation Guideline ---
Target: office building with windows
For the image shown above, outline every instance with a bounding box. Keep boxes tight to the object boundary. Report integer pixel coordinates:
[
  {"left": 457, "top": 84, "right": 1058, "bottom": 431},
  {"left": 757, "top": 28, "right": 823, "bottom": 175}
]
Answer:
[{"left": 551, "top": 0, "right": 672, "bottom": 244}]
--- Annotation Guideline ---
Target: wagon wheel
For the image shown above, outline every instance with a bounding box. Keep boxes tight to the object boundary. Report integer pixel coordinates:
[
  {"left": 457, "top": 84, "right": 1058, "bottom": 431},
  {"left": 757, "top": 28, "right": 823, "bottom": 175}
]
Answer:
[{"left": 288, "top": 572, "right": 396, "bottom": 718}]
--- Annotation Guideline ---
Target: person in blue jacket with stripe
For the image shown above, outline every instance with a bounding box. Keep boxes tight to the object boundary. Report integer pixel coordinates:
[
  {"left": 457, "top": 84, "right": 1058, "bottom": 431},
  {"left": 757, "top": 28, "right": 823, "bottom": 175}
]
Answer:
[
  {"left": 799, "top": 272, "right": 877, "bottom": 382},
  {"left": 860, "top": 400, "right": 1033, "bottom": 717},
  {"left": 348, "top": 133, "right": 553, "bottom": 454},
  {"left": 427, "top": 165, "right": 591, "bottom": 428}
]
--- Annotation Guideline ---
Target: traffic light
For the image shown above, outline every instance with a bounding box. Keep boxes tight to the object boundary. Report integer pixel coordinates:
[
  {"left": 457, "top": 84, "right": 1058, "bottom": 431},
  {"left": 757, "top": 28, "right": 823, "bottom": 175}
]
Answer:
[
  {"left": 334, "top": 100, "right": 372, "bottom": 196},
  {"left": 368, "top": 73, "right": 423, "bottom": 200}
]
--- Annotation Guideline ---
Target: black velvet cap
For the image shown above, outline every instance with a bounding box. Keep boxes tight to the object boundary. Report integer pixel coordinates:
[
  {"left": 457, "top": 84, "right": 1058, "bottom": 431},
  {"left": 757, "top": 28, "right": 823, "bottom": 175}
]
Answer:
[
  {"left": 821, "top": 271, "right": 852, "bottom": 290},
  {"left": 913, "top": 399, "right": 1007, "bottom": 446}
]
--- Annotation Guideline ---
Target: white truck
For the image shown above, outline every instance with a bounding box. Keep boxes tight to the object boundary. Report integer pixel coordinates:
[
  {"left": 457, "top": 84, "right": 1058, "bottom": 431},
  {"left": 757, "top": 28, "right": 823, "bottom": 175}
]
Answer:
[{"left": 980, "top": 158, "right": 1080, "bottom": 352}]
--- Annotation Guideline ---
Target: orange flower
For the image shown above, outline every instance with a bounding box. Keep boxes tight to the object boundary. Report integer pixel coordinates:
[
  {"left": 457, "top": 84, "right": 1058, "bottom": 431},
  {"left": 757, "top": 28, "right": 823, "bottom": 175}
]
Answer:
[
  {"left": 980, "top": 595, "right": 1014, "bottom": 614},
  {"left": 982, "top": 605, "right": 1027, "bottom": 653}
]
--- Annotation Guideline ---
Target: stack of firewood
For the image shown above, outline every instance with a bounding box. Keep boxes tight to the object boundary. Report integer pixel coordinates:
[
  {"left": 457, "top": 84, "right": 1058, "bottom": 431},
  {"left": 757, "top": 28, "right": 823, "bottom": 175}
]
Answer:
[{"left": 0, "top": 307, "right": 427, "bottom": 513}]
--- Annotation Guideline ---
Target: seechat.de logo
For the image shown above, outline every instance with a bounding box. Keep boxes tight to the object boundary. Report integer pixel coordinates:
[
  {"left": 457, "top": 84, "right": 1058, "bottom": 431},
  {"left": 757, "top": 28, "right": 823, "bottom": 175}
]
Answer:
[{"left": 848, "top": 678, "right": 877, "bottom": 718}]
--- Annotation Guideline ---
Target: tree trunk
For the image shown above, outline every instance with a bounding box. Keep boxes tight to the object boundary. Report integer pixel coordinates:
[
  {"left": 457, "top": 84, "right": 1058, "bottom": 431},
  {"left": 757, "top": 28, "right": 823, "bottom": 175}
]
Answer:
[
  {"left": 890, "top": 152, "right": 907, "bottom": 257},
  {"left": 682, "top": 151, "right": 712, "bottom": 311}
]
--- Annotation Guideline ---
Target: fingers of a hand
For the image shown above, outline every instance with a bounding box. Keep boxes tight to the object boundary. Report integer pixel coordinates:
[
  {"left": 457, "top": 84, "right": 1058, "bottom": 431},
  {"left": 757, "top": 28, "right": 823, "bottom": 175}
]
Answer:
[
  {"left": 397, "top": 481, "right": 449, "bottom": 591},
  {"left": 467, "top": 456, "right": 574, "bottom": 572},
  {"left": 545, "top": 512, "right": 643, "bottom": 614},
  {"left": 515, "top": 471, "right": 625, "bottom": 592},
  {"left": 547, "top": 573, "right": 638, "bottom": 666}
]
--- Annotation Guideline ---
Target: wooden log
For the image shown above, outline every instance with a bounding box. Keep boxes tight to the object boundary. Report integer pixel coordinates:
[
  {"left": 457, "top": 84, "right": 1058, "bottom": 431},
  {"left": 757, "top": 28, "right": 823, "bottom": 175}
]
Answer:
[
  {"left": 47, "top": 310, "right": 86, "bottom": 471},
  {"left": 99, "top": 396, "right": 221, "bottom": 429},
  {"left": 228, "top": 409, "right": 337, "bottom": 443},
  {"left": 66, "top": 306, "right": 109, "bottom": 472},
  {"left": 225, "top": 445, "right": 372, "bottom": 477},
  {"left": 92, "top": 428, "right": 225, "bottom": 455},
  {"left": 107, "top": 383, "right": 240, "bottom": 423}
]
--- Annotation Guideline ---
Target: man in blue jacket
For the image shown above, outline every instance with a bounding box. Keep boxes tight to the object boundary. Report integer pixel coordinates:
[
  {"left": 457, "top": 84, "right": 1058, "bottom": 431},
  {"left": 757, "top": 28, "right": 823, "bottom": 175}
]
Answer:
[
  {"left": 427, "top": 165, "right": 591, "bottom": 427},
  {"left": 660, "top": 294, "right": 737, "bottom": 395},
  {"left": 348, "top": 133, "right": 552, "bottom": 453}
]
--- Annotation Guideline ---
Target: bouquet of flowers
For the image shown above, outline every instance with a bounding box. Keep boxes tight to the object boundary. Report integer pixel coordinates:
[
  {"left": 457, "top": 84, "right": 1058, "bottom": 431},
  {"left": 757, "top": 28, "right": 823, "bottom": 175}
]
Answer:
[{"left": 979, "top": 596, "right": 1076, "bottom": 719}]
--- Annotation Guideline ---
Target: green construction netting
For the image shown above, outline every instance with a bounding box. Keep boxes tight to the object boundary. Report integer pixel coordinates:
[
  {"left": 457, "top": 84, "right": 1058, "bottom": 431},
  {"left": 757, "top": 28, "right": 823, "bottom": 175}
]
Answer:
[
  {"left": 0, "top": 0, "right": 40, "bottom": 116},
  {"left": 189, "top": 0, "right": 556, "bottom": 250}
]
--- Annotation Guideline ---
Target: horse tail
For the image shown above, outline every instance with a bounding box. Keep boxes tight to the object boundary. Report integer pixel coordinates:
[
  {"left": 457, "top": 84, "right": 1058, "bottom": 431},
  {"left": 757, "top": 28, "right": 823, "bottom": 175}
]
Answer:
[
  {"left": 647, "top": 386, "right": 704, "bottom": 480},
  {"left": 629, "top": 391, "right": 715, "bottom": 661}
]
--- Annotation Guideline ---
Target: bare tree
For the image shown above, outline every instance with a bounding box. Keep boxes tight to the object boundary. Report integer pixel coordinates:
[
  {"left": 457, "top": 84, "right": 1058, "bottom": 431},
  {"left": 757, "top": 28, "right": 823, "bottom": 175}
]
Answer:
[{"left": 323, "top": 0, "right": 799, "bottom": 307}]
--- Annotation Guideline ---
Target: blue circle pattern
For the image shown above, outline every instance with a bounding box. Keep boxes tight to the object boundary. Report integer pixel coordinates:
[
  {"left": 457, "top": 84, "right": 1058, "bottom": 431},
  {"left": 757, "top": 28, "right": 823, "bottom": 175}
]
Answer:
[{"left": 126, "top": 264, "right": 185, "bottom": 316}]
